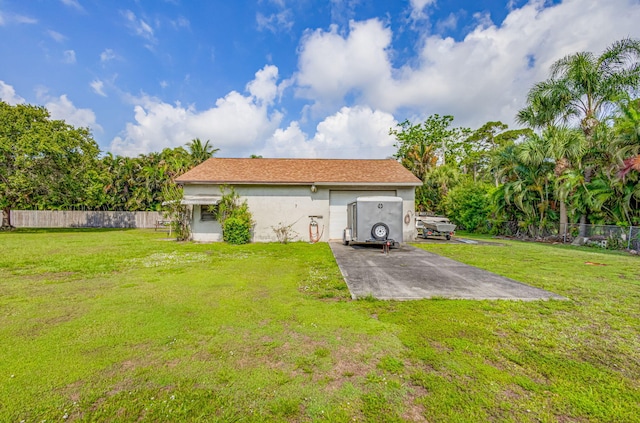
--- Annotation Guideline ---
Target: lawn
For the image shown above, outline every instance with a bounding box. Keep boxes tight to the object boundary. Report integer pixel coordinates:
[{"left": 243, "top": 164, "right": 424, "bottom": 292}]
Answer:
[{"left": 0, "top": 229, "right": 639, "bottom": 422}]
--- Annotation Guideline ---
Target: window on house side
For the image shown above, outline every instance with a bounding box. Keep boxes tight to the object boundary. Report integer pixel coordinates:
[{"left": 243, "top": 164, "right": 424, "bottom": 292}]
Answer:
[{"left": 201, "top": 205, "right": 218, "bottom": 221}]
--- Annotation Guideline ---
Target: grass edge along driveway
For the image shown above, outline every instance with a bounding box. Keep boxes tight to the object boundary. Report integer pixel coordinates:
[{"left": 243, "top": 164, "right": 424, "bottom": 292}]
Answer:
[{"left": 0, "top": 229, "right": 638, "bottom": 422}]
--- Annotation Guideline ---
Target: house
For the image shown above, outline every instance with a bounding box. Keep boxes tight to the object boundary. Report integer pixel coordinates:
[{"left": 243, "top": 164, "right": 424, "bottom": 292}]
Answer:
[{"left": 174, "top": 158, "right": 422, "bottom": 243}]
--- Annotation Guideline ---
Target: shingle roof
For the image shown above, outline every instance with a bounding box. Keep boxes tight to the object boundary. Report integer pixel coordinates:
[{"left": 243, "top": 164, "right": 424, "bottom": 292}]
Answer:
[{"left": 175, "top": 158, "right": 422, "bottom": 186}]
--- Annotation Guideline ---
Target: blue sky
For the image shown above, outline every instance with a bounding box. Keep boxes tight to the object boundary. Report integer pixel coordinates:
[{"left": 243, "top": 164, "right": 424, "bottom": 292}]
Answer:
[{"left": 1, "top": 0, "right": 639, "bottom": 158}]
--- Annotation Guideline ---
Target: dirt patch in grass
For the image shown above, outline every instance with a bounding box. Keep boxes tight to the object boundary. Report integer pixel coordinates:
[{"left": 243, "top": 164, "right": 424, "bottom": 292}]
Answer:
[
  {"left": 401, "top": 384, "right": 429, "bottom": 422},
  {"left": 23, "top": 271, "right": 78, "bottom": 281}
]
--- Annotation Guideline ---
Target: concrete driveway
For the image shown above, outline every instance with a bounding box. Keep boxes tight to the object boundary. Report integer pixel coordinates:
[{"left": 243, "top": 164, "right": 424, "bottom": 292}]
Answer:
[{"left": 330, "top": 242, "right": 565, "bottom": 300}]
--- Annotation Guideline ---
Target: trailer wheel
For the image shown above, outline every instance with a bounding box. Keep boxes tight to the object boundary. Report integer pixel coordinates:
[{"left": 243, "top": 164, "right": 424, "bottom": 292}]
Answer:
[
  {"left": 446, "top": 234, "right": 451, "bottom": 240},
  {"left": 371, "top": 222, "right": 390, "bottom": 240}
]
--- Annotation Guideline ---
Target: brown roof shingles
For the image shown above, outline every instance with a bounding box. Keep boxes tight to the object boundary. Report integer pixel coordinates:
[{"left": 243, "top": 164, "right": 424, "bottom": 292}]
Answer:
[{"left": 175, "top": 158, "right": 422, "bottom": 186}]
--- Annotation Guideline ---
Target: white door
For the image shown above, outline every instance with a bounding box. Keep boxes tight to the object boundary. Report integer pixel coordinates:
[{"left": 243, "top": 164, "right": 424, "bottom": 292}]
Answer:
[{"left": 329, "top": 190, "right": 396, "bottom": 240}]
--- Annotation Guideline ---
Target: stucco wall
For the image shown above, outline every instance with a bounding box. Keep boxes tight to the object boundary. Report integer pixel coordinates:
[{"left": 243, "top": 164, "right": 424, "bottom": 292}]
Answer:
[
  {"left": 183, "top": 184, "right": 417, "bottom": 243},
  {"left": 397, "top": 187, "right": 419, "bottom": 242}
]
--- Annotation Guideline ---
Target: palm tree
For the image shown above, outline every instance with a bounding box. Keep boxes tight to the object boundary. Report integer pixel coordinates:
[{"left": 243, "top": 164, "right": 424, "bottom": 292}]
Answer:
[
  {"left": 517, "top": 38, "right": 640, "bottom": 233},
  {"left": 187, "top": 138, "right": 219, "bottom": 166},
  {"left": 518, "top": 127, "right": 586, "bottom": 234}
]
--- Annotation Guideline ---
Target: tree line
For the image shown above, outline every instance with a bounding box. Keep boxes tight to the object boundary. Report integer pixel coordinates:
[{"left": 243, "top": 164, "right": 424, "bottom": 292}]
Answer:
[
  {"left": 0, "top": 100, "right": 218, "bottom": 227},
  {"left": 392, "top": 38, "right": 640, "bottom": 237}
]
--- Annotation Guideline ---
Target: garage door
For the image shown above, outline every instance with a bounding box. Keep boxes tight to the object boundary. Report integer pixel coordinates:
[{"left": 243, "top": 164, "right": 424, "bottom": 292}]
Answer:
[{"left": 329, "top": 190, "right": 396, "bottom": 240}]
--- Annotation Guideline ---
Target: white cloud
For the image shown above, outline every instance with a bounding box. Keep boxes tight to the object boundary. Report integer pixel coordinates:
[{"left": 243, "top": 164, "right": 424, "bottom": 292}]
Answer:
[
  {"left": 295, "top": 19, "right": 392, "bottom": 115},
  {"left": 256, "top": 10, "right": 293, "bottom": 33},
  {"left": 294, "top": 0, "right": 640, "bottom": 131},
  {"left": 110, "top": 66, "right": 285, "bottom": 157},
  {"left": 261, "top": 106, "right": 397, "bottom": 158},
  {"left": 121, "top": 10, "right": 156, "bottom": 44},
  {"left": 44, "top": 94, "right": 102, "bottom": 131},
  {"left": 0, "top": 81, "right": 26, "bottom": 105},
  {"left": 435, "top": 13, "right": 458, "bottom": 33},
  {"left": 0, "top": 12, "right": 37, "bottom": 25},
  {"left": 47, "top": 29, "right": 66, "bottom": 42},
  {"left": 171, "top": 16, "right": 190, "bottom": 30},
  {"left": 329, "top": 0, "right": 361, "bottom": 25},
  {"left": 60, "top": 0, "right": 84, "bottom": 11},
  {"left": 246, "top": 65, "right": 279, "bottom": 105},
  {"left": 90, "top": 79, "right": 106, "bottom": 97},
  {"left": 409, "top": 0, "right": 436, "bottom": 20},
  {"left": 100, "top": 48, "right": 117, "bottom": 62},
  {"left": 63, "top": 49, "right": 76, "bottom": 64}
]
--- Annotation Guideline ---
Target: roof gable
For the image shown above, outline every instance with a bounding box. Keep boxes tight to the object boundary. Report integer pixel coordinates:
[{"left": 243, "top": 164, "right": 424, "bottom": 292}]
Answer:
[{"left": 175, "top": 158, "right": 421, "bottom": 186}]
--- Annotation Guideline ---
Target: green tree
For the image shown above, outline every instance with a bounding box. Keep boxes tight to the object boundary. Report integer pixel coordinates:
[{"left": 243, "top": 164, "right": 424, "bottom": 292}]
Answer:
[
  {"left": 517, "top": 38, "right": 640, "bottom": 232},
  {"left": 518, "top": 127, "right": 585, "bottom": 233},
  {"left": 489, "top": 138, "right": 559, "bottom": 237},
  {"left": 462, "top": 121, "right": 531, "bottom": 184},
  {"left": 391, "top": 115, "right": 467, "bottom": 171},
  {"left": 391, "top": 115, "right": 468, "bottom": 211},
  {"left": 0, "top": 101, "right": 101, "bottom": 227},
  {"left": 187, "top": 138, "right": 219, "bottom": 166}
]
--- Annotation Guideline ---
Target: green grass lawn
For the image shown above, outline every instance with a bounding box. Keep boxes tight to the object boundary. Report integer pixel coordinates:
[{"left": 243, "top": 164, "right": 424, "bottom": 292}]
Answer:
[{"left": 1, "top": 229, "right": 639, "bottom": 422}]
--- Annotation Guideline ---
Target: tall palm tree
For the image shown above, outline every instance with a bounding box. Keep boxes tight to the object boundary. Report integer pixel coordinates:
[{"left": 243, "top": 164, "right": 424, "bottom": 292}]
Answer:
[
  {"left": 517, "top": 38, "right": 640, "bottom": 233},
  {"left": 187, "top": 138, "right": 219, "bottom": 166}
]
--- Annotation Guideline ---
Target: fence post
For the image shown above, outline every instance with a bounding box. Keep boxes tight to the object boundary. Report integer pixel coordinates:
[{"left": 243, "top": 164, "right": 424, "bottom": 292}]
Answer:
[{"left": 629, "top": 226, "right": 633, "bottom": 250}]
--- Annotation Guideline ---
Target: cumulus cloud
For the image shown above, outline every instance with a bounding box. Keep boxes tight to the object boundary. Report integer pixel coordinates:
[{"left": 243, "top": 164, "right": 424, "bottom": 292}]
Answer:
[
  {"left": 295, "top": 0, "right": 640, "bottom": 131},
  {"left": 246, "top": 65, "right": 280, "bottom": 105},
  {"left": 261, "top": 106, "right": 397, "bottom": 158},
  {"left": 0, "top": 80, "right": 26, "bottom": 105},
  {"left": 295, "top": 19, "right": 392, "bottom": 115},
  {"left": 110, "top": 65, "right": 284, "bottom": 156},
  {"left": 44, "top": 94, "right": 102, "bottom": 131},
  {"left": 90, "top": 79, "right": 106, "bottom": 97}
]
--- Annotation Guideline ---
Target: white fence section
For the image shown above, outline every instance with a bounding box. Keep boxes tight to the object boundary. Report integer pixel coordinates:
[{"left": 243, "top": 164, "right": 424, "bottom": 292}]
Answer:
[{"left": 10, "top": 210, "right": 164, "bottom": 229}]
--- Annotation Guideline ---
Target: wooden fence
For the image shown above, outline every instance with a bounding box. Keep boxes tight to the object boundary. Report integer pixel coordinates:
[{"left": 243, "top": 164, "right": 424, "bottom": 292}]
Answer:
[{"left": 10, "top": 210, "right": 165, "bottom": 229}]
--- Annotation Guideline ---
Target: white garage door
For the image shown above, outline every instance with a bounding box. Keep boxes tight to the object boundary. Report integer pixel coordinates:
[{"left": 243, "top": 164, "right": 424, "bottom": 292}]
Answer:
[{"left": 329, "top": 190, "right": 396, "bottom": 240}]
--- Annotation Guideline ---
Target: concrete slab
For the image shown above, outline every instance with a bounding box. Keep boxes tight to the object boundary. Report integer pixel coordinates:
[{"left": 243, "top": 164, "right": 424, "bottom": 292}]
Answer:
[{"left": 330, "top": 242, "right": 565, "bottom": 301}]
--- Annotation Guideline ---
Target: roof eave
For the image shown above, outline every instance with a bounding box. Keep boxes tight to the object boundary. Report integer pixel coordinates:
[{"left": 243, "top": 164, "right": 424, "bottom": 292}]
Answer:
[{"left": 176, "top": 180, "right": 422, "bottom": 187}]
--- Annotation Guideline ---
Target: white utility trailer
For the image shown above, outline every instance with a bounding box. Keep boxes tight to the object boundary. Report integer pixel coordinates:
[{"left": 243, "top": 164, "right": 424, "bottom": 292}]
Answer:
[{"left": 342, "top": 196, "right": 403, "bottom": 247}]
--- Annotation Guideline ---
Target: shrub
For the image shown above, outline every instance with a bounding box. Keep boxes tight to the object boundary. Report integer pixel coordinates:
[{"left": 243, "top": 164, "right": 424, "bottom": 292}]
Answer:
[
  {"left": 223, "top": 216, "right": 252, "bottom": 244},
  {"left": 216, "top": 186, "right": 254, "bottom": 244},
  {"left": 443, "top": 181, "right": 491, "bottom": 232}
]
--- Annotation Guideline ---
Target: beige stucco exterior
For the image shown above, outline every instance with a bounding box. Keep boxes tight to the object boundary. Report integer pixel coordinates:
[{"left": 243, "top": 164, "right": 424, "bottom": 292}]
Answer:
[{"left": 183, "top": 183, "right": 417, "bottom": 243}]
